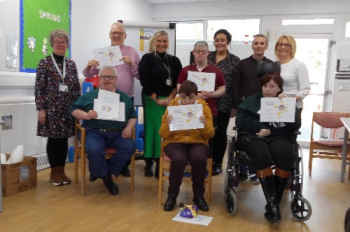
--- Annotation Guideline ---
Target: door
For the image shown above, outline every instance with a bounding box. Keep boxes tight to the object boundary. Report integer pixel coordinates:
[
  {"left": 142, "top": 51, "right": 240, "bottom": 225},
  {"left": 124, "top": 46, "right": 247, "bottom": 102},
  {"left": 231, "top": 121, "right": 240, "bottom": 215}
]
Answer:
[{"left": 286, "top": 33, "right": 334, "bottom": 143}]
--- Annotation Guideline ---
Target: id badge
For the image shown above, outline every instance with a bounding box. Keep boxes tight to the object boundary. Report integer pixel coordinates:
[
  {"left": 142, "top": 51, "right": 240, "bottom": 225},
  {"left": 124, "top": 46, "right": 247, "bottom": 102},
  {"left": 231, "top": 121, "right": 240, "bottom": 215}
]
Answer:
[
  {"left": 59, "top": 84, "right": 68, "bottom": 92},
  {"left": 166, "top": 78, "right": 172, "bottom": 86}
]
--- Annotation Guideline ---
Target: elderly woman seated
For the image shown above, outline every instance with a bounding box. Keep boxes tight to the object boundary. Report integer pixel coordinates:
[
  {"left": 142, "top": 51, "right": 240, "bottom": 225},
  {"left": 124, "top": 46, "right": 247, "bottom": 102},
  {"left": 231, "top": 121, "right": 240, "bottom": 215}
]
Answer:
[
  {"left": 159, "top": 80, "right": 215, "bottom": 212},
  {"left": 235, "top": 71, "right": 301, "bottom": 222}
]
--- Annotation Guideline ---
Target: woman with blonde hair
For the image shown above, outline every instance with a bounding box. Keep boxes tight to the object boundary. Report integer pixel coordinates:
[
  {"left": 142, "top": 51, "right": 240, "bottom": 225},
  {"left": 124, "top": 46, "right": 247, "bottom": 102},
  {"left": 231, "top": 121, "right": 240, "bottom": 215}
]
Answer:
[
  {"left": 274, "top": 35, "right": 310, "bottom": 116},
  {"left": 139, "top": 29, "right": 182, "bottom": 177}
]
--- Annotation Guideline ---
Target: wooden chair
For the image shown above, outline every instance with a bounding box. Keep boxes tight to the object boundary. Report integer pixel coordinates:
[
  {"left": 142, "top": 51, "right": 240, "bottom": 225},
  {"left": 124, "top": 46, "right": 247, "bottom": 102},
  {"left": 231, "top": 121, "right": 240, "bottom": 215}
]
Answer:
[
  {"left": 309, "top": 112, "right": 350, "bottom": 178},
  {"left": 74, "top": 120, "right": 136, "bottom": 195},
  {"left": 158, "top": 142, "right": 213, "bottom": 205}
]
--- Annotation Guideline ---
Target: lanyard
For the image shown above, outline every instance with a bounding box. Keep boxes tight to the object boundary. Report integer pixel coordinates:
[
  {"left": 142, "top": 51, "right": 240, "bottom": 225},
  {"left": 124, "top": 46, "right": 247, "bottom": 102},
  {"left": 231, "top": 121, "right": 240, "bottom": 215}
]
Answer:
[
  {"left": 51, "top": 53, "right": 66, "bottom": 80},
  {"left": 156, "top": 53, "right": 171, "bottom": 78}
]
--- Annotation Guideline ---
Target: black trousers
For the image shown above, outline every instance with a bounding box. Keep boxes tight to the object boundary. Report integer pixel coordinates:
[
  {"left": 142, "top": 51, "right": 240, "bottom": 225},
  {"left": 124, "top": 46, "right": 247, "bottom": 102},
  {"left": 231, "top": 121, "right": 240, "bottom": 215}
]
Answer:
[
  {"left": 212, "top": 111, "right": 230, "bottom": 164},
  {"left": 46, "top": 137, "right": 68, "bottom": 167},
  {"left": 238, "top": 137, "right": 294, "bottom": 171}
]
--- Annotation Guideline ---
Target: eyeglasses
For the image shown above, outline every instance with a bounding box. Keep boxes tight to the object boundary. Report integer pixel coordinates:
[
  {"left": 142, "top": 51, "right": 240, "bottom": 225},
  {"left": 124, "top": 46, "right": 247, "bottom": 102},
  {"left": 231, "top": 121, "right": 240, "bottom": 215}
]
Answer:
[
  {"left": 53, "top": 41, "right": 67, "bottom": 45},
  {"left": 194, "top": 50, "right": 208, "bottom": 55},
  {"left": 277, "top": 43, "right": 291, "bottom": 48},
  {"left": 110, "top": 32, "right": 125, "bottom": 36},
  {"left": 100, "top": 75, "right": 116, "bottom": 80}
]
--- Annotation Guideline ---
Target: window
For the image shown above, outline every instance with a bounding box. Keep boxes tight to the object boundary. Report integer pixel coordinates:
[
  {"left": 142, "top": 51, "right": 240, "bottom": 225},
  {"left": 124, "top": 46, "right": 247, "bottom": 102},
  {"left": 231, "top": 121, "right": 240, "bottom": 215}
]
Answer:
[
  {"left": 282, "top": 19, "right": 334, "bottom": 25},
  {"left": 176, "top": 22, "right": 203, "bottom": 41},
  {"left": 346, "top": 21, "right": 350, "bottom": 37},
  {"left": 207, "top": 19, "right": 259, "bottom": 44}
]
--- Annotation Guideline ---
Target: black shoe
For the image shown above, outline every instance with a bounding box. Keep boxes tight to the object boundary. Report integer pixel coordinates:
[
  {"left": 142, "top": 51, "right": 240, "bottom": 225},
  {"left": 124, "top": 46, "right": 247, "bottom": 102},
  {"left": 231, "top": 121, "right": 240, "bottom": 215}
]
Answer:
[
  {"left": 239, "top": 174, "right": 248, "bottom": 182},
  {"left": 121, "top": 166, "right": 131, "bottom": 177},
  {"left": 212, "top": 164, "right": 222, "bottom": 176},
  {"left": 102, "top": 174, "right": 119, "bottom": 195},
  {"left": 145, "top": 166, "right": 153, "bottom": 177},
  {"left": 264, "top": 203, "right": 281, "bottom": 223},
  {"left": 193, "top": 195, "right": 209, "bottom": 211},
  {"left": 90, "top": 174, "right": 98, "bottom": 182},
  {"left": 163, "top": 196, "right": 177, "bottom": 211}
]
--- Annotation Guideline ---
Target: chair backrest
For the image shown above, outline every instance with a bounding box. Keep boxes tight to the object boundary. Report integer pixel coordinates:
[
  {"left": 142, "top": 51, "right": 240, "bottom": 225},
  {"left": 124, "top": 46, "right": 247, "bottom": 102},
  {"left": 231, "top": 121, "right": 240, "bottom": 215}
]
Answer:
[
  {"left": 82, "top": 82, "right": 93, "bottom": 95},
  {"left": 313, "top": 112, "right": 350, "bottom": 129}
]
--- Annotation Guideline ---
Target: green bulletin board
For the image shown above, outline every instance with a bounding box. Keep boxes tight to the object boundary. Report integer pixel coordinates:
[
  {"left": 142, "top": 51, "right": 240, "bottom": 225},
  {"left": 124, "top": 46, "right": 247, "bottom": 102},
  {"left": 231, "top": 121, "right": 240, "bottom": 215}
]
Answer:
[{"left": 20, "top": 0, "right": 71, "bottom": 72}]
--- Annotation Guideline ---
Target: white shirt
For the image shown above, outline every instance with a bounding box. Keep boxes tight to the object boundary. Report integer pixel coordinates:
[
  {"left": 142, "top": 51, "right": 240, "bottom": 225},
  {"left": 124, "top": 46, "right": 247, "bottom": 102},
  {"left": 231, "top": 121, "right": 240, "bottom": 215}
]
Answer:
[{"left": 280, "top": 58, "right": 310, "bottom": 108}]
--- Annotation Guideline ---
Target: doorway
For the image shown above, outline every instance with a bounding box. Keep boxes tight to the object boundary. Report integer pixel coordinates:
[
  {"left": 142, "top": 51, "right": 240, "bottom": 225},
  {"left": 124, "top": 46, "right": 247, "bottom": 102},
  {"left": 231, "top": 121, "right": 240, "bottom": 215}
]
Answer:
[{"left": 288, "top": 34, "right": 333, "bottom": 143}]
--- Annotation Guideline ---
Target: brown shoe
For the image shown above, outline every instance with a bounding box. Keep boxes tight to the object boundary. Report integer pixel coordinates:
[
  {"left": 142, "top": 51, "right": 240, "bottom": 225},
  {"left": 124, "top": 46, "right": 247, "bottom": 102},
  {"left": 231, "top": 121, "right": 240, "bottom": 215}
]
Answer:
[
  {"left": 57, "top": 166, "right": 71, "bottom": 185},
  {"left": 50, "top": 167, "right": 63, "bottom": 186}
]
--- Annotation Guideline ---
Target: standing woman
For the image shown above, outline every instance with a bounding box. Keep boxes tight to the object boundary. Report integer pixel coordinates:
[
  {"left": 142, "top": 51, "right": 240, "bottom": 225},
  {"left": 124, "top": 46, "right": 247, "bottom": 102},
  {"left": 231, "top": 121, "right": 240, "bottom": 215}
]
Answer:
[
  {"left": 139, "top": 29, "right": 182, "bottom": 177},
  {"left": 208, "top": 29, "right": 240, "bottom": 175},
  {"left": 275, "top": 35, "right": 310, "bottom": 117},
  {"left": 35, "top": 29, "right": 81, "bottom": 186}
]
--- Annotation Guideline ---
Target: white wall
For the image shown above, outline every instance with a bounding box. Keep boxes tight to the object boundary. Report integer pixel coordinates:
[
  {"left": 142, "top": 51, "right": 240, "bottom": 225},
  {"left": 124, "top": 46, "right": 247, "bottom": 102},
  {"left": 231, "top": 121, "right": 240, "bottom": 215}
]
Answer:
[{"left": 0, "top": 0, "right": 152, "bottom": 155}]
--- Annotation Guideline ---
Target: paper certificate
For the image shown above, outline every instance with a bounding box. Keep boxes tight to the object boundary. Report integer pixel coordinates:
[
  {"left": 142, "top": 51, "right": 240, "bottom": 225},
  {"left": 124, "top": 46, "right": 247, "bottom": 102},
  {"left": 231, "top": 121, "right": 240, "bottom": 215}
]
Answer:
[
  {"left": 93, "top": 46, "right": 123, "bottom": 68},
  {"left": 168, "top": 104, "right": 204, "bottom": 131},
  {"left": 260, "top": 98, "right": 296, "bottom": 122},
  {"left": 187, "top": 71, "right": 216, "bottom": 92},
  {"left": 93, "top": 89, "right": 120, "bottom": 120}
]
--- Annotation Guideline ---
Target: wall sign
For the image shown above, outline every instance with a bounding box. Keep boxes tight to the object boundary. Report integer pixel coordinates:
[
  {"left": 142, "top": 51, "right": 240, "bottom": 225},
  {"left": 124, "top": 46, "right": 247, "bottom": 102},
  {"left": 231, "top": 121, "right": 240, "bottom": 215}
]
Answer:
[{"left": 20, "top": 0, "right": 71, "bottom": 73}]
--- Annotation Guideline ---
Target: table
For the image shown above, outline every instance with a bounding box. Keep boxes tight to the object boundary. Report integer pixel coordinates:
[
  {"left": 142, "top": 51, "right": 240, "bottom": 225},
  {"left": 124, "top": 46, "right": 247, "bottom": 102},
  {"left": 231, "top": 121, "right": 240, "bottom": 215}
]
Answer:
[{"left": 340, "top": 117, "right": 350, "bottom": 182}]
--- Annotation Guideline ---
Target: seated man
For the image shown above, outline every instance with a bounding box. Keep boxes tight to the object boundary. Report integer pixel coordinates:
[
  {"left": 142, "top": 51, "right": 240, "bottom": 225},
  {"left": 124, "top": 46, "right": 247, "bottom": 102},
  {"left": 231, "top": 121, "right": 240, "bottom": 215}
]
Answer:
[
  {"left": 71, "top": 65, "right": 136, "bottom": 195},
  {"left": 159, "top": 80, "right": 215, "bottom": 212}
]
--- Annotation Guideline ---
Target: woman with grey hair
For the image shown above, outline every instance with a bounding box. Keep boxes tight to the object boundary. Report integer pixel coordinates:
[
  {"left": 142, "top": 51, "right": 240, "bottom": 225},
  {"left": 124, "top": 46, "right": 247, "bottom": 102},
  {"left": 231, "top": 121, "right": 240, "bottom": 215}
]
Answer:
[
  {"left": 139, "top": 29, "right": 182, "bottom": 177},
  {"left": 35, "top": 29, "right": 81, "bottom": 186}
]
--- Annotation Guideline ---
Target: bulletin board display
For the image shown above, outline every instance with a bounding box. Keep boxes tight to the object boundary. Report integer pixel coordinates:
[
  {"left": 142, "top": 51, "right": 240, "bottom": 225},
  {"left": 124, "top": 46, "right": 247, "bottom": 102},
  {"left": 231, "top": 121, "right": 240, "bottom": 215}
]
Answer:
[{"left": 20, "top": 0, "right": 71, "bottom": 73}]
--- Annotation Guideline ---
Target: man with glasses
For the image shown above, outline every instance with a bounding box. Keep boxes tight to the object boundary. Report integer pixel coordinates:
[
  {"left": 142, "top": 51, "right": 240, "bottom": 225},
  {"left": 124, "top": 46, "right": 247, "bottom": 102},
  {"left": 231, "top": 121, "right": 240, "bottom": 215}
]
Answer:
[
  {"left": 177, "top": 41, "right": 225, "bottom": 161},
  {"left": 71, "top": 66, "right": 137, "bottom": 195},
  {"left": 232, "top": 34, "right": 272, "bottom": 183},
  {"left": 83, "top": 22, "right": 140, "bottom": 177}
]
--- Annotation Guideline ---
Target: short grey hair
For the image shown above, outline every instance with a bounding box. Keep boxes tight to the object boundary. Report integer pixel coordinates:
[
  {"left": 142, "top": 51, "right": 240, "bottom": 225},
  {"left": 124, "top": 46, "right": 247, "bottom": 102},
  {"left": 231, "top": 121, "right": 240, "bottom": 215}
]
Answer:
[
  {"left": 49, "top": 29, "right": 69, "bottom": 47},
  {"left": 193, "top": 41, "right": 209, "bottom": 49},
  {"left": 252, "top": 34, "right": 268, "bottom": 45},
  {"left": 99, "top": 65, "right": 118, "bottom": 77},
  {"left": 110, "top": 22, "right": 126, "bottom": 32}
]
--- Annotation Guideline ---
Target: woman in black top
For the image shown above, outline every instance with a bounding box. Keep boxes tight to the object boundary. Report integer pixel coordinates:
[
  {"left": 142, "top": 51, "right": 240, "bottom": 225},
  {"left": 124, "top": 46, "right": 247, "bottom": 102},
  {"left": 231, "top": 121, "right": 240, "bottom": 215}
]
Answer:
[{"left": 139, "top": 29, "right": 182, "bottom": 177}]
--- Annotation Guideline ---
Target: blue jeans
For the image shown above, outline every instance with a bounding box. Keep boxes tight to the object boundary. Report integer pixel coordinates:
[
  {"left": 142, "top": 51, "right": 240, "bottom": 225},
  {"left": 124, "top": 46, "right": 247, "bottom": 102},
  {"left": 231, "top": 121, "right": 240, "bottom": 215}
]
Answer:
[{"left": 84, "top": 127, "right": 135, "bottom": 178}]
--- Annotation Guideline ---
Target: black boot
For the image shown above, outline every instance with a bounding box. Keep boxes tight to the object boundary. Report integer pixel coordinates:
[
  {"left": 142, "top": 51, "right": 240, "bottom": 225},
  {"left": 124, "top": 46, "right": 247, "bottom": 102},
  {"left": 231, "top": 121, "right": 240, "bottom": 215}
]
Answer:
[
  {"left": 259, "top": 175, "right": 281, "bottom": 222},
  {"left": 275, "top": 168, "right": 290, "bottom": 204},
  {"left": 164, "top": 196, "right": 177, "bottom": 211},
  {"left": 144, "top": 158, "right": 153, "bottom": 177},
  {"left": 154, "top": 158, "right": 160, "bottom": 179},
  {"left": 212, "top": 163, "right": 222, "bottom": 176},
  {"left": 102, "top": 173, "right": 119, "bottom": 195},
  {"left": 193, "top": 195, "right": 209, "bottom": 211}
]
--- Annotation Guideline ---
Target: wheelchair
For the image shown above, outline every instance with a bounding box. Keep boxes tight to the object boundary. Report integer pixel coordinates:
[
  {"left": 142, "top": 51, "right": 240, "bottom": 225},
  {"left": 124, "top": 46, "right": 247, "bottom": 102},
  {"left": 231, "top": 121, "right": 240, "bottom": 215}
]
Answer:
[{"left": 224, "top": 127, "right": 312, "bottom": 221}]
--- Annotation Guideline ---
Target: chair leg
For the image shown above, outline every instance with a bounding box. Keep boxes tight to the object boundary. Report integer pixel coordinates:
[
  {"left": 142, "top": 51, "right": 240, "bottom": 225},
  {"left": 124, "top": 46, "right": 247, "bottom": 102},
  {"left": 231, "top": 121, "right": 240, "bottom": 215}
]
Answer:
[
  {"left": 158, "top": 158, "right": 164, "bottom": 205},
  {"left": 81, "top": 153, "right": 86, "bottom": 196},
  {"left": 308, "top": 149, "right": 313, "bottom": 177},
  {"left": 74, "top": 151, "right": 78, "bottom": 184},
  {"left": 130, "top": 153, "right": 135, "bottom": 191}
]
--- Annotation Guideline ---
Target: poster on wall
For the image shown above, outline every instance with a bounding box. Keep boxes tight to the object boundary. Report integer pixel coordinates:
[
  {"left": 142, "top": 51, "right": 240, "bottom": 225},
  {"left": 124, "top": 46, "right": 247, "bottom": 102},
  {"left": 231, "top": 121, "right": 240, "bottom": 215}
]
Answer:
[{"left": 20, "top": 0, "right": 71, "bottom": 73}]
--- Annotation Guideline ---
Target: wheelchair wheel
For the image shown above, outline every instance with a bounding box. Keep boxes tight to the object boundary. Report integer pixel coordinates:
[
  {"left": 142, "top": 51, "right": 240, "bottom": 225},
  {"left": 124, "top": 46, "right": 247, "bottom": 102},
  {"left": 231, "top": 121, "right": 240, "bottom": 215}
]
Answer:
[
  {"left": 224, "top": 138, "right": 236, "bottom": 194},
  {"left": 290, "top": 195, "right": 312, "bottom": 221},
  {"left": 226, "top": 189, "right": 238, "bottom": 215}
]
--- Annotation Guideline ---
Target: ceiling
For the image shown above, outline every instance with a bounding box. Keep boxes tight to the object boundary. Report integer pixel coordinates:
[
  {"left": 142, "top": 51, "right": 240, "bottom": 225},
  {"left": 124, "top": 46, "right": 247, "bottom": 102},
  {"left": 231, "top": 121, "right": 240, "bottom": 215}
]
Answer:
[{"left": 145, "top": 0, "right": 232, "bottom": 3}]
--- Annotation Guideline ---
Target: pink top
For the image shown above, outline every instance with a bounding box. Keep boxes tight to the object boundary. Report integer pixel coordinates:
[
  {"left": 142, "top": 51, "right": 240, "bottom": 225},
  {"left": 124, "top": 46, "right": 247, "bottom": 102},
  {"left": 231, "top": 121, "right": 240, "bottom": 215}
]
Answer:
[{"left": 83, "top": 44, "right": 140, "bottom": 97}]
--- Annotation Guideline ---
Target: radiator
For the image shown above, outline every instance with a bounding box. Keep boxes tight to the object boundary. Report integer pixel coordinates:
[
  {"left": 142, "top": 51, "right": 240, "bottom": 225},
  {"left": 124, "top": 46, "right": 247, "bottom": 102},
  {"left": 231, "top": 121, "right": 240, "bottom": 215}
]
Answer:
[{"left": 34, "top": 153, "right": 50, "bottom": 170}]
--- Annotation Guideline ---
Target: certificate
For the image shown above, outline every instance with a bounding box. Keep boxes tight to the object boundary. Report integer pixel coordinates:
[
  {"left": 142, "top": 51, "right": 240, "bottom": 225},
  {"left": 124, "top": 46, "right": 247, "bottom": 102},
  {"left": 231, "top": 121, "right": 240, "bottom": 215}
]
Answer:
[
  {"left": 93, "top": 46, "right": 123, "bottom": 68},
  {"left": 187, "top": 71, "right": 216, "bottom": 92},
  {"left": 93, "top": 89, "right": 120, "bottom": 120},
  {"left": 168, "top": 104, "right": 204, "bottom": 131},
  {"left": 260, "top": 97, "right": 296, "bottom": 122}
]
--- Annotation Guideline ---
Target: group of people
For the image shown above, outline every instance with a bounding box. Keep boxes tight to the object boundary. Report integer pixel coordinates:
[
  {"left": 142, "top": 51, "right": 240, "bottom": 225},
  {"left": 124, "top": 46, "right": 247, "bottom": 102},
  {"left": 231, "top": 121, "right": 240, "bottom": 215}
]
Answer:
[{"left": 34, "top": 22, "right": 311, "bottom": 222}]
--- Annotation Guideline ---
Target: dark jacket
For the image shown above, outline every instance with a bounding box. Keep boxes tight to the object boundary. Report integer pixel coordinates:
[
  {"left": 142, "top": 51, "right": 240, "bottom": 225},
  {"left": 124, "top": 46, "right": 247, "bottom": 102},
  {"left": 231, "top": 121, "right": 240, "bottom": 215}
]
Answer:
[{"left": 235, "top": 93, "right": 301, "bottom": 145}]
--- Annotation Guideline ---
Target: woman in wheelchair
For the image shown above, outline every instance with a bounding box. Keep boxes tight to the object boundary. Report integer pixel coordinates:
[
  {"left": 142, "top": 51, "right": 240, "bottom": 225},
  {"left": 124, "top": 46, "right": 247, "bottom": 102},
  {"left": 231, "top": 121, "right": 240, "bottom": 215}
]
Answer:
[
  {"left": 159, "top": 80, "right": 215, "bottom": 212},
  {"left": 235, "top": 71, "right": 301, "bottom": 222}
]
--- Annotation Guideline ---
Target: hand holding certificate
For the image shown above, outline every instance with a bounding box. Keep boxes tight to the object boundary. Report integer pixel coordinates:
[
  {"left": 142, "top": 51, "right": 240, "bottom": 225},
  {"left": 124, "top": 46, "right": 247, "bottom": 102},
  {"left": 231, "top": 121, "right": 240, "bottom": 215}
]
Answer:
[
  {"left": 187, "top": 71, "right": 216, "bottom": 92},
  {"left": 260, "top": 97, "right": 296, "bottom": 122},
  {"left": 168, "top": 104, "right": 204, "bottom": 131},
  {"left": 93, "top": 46, "right": 123, "bottom": 68},
  {"left": 93, "top": 89, "right": 125, "bottom": 121}
]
